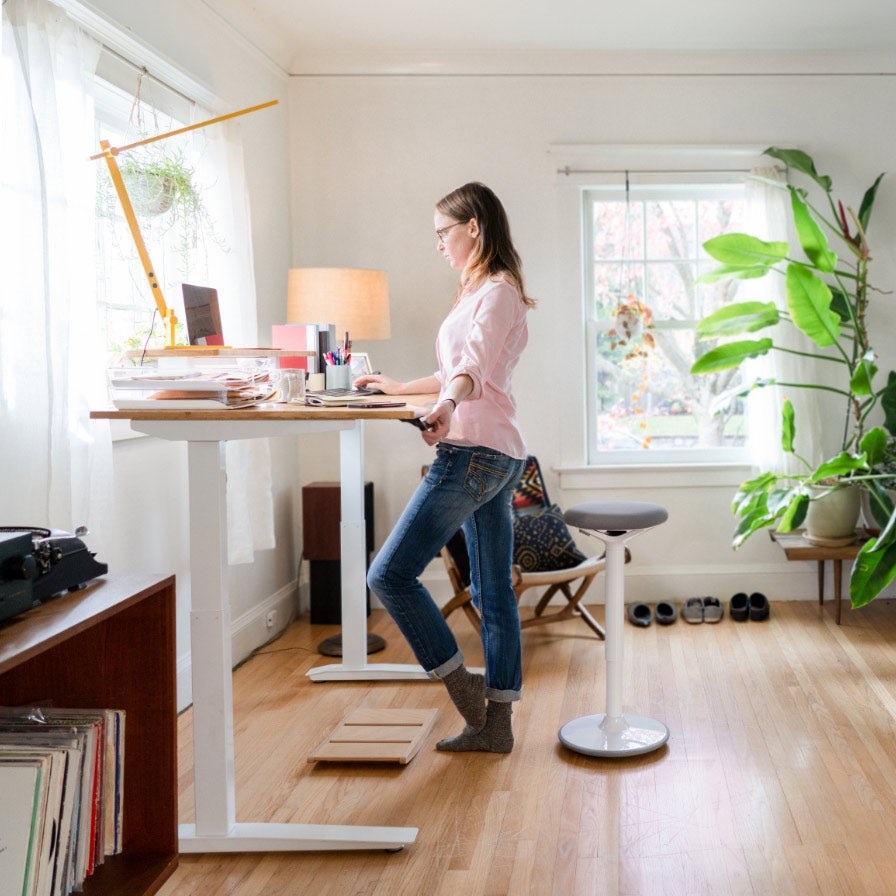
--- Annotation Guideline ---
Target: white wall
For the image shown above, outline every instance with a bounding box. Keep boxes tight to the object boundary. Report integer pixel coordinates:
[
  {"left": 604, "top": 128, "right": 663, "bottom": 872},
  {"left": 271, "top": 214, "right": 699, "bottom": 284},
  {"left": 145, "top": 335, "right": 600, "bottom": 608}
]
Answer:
[
  {"left": 75, "top": 0, "right": 297, "bottom": 705},
  {"left": 288, "top": 59, "right": 896, "bottom": 607}
]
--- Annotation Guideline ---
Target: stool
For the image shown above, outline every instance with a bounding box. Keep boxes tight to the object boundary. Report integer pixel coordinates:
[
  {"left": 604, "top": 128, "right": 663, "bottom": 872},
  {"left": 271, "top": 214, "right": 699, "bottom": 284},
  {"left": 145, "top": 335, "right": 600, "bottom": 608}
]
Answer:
[{"left": 559, "top": 501, "right": 670, "bottom": 757}]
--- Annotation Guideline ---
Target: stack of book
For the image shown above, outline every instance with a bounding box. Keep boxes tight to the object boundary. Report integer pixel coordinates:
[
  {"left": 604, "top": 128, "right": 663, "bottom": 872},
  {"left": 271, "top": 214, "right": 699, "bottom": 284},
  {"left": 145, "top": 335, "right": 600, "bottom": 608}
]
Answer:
[{"left": 0, "top": 706, "right": 125, "bottom": 896}]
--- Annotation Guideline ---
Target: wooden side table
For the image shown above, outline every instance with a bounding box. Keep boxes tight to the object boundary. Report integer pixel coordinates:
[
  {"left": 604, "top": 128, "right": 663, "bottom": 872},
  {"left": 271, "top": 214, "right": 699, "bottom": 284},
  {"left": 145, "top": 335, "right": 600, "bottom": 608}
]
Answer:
[{"left": 769, "top": 530, "right": 866, "bottom": 624}]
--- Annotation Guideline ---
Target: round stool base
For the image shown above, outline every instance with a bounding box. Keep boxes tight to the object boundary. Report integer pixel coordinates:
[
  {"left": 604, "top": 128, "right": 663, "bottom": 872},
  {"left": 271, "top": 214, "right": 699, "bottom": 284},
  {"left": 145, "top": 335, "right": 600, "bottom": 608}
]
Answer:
[{"left": 559, "top": 713, "right": 669, "bottom": 757}]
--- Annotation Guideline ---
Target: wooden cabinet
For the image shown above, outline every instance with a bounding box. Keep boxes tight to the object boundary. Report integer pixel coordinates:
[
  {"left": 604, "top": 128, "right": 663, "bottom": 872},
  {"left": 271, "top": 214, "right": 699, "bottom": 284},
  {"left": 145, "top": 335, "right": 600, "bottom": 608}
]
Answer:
[{"left": 0, "top": 574, "right": 178, "bottom": 895}]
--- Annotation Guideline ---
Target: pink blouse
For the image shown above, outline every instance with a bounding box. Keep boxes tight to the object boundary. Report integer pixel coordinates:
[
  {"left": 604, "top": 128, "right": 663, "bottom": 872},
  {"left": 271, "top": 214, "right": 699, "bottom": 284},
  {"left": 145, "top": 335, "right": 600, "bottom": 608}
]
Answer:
[{"left": 435, "top": 277, "right": 529, "bottom": 460}]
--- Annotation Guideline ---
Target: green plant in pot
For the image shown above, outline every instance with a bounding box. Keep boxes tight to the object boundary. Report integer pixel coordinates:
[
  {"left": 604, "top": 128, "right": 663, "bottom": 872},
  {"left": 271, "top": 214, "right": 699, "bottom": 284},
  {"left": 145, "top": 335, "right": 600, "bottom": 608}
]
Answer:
[
  {"left": 689, "top": 147, "right": 896, "bottom": 609},
  {"left": 97, "top": 141, "right": 226, "bottom": 270}
]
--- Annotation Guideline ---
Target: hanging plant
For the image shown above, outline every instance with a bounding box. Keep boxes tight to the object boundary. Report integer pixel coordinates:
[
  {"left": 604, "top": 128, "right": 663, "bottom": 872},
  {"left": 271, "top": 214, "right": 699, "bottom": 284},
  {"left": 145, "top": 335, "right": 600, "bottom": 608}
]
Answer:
[{"left": 609, "top": 294, "right": 656, "bottom": 447}]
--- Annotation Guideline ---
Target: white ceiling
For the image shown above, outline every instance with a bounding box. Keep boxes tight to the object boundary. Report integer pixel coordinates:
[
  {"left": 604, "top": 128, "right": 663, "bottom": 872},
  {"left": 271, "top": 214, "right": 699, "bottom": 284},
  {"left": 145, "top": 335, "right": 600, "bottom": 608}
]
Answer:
[{"left": 199, "top": 0, "right": 896, "bottom": 73}]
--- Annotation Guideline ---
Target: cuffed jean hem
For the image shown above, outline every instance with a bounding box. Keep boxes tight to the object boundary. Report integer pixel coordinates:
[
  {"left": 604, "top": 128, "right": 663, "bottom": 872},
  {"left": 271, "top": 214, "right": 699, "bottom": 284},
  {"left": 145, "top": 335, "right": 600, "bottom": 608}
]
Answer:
[
  {"left": 427, "top": 649, "right": 465, "bottom": 682},
  {"left": 486, "top": 687, "right": 521, "bottom": 702}
]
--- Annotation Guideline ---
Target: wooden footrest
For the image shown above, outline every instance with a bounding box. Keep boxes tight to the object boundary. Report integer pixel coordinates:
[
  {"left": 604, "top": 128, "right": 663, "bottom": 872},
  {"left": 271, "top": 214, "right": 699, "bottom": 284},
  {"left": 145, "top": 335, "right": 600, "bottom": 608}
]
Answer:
[{"left": 309, "top": 707, "right": 439, "bottom": 764}]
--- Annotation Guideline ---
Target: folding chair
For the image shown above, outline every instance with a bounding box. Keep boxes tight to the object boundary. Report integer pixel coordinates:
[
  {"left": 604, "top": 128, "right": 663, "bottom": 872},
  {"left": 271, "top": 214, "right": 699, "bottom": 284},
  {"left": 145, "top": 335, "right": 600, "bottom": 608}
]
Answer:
[{"left": 437, "top": 457, "right": 623, "bottom": 639}]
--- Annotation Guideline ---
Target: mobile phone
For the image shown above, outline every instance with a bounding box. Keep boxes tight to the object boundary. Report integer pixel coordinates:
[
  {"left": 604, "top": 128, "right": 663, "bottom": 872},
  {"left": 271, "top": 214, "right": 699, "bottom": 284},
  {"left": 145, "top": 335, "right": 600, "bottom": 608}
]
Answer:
[
  {"left": 403, "top": 417, "right": 434, "bottom": 431},
  {"left": 346, "top": 401, "right": 406, "bottom": 409}
]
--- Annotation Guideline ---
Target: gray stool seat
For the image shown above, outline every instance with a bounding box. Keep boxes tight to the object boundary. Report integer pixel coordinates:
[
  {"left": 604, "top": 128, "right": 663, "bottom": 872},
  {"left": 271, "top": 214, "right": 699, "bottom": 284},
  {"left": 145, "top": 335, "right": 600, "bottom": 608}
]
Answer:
[
  {"left": 557, "top": 500, "right": 669, "bottom": 759},
  {"left": 565, "top": 501, "right": 668, "bottom": 533}
]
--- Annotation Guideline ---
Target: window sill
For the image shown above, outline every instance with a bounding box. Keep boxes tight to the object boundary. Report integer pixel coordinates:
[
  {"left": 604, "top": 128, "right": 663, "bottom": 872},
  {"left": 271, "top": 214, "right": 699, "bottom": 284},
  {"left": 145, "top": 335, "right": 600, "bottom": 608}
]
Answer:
[{"left": 556, "top": 462, "right": 753, "bottom": 491}]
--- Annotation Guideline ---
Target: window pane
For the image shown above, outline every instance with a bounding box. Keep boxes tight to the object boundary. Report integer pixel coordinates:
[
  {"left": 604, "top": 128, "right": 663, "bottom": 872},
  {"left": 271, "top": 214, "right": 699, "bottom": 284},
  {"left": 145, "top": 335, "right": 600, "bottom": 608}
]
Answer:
[
  {"left": 586, "top": 183, "right": 748, "bottom": 461},
  {"left": 645, "top": 199, "right": 696, "bottom": 260}
]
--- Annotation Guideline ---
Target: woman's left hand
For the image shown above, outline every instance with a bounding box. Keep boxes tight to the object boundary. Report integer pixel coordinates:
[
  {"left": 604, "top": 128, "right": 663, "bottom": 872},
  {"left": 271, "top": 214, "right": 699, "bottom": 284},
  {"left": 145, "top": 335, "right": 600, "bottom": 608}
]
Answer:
[{"left": 420, "top": 400, "right": 454, "bottom": 445}]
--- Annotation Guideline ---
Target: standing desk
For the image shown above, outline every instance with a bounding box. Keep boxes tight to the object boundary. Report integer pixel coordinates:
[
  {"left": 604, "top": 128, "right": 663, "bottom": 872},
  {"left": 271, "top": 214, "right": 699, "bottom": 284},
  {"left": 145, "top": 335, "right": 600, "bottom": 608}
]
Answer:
[{"left": 91, "top": 399, "right": 435, "bottom": 853}]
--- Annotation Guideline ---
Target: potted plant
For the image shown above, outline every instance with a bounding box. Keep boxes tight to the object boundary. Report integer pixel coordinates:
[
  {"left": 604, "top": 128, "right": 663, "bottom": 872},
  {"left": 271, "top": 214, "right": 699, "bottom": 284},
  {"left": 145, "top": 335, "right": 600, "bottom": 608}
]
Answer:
[{"left": 689, "top": 147, "right": 896, "bottom": 608}]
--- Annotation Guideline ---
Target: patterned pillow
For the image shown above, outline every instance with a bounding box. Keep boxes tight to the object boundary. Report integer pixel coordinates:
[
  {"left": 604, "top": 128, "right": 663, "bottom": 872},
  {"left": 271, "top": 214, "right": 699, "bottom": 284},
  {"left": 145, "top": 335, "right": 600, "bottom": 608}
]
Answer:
[
  {"left": 511, "top": 456, "right": 549, "bottom": 513},
  {"left": 512, "top": 503, "right": 587, "bottom": 572}
]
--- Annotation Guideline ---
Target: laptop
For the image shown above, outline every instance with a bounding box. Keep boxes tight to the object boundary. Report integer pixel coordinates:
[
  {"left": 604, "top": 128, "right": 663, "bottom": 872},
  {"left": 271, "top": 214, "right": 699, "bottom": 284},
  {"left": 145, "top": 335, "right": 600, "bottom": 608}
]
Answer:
[{"left": 182, "top": 283, "right": 224, "bottom": 345}]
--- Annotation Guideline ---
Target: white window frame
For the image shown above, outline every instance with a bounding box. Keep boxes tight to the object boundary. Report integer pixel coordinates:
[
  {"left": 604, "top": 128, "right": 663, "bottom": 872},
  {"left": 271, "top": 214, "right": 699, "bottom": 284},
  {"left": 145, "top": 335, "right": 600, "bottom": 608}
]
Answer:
[
  {"left": 550, "top": 144, "right": 769, "bottom": 473},
  {"left": 583, "top": 180, "right": 750, "bottom": 466}
]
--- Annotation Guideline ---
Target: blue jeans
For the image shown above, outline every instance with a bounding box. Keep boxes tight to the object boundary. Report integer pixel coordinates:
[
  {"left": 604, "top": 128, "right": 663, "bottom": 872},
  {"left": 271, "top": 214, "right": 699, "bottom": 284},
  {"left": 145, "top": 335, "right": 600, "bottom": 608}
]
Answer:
[{"left": 367, "top": 444, "right": 526, "bottom": 701}]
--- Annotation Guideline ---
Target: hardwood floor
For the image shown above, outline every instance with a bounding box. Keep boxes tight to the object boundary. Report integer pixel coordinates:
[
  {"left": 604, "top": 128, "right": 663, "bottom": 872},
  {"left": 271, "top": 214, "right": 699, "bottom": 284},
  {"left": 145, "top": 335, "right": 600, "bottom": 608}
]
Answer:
[{"left": 157, "top": 597, "right": 896, "bottom": 896}]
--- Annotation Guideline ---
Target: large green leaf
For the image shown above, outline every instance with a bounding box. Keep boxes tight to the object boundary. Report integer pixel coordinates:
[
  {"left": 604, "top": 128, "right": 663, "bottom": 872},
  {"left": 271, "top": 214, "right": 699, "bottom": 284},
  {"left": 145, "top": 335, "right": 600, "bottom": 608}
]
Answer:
[
  {"left": 690, "top": 338, "right": 773, "bottom": 374},
  {"left": 858, "top": 172, "right": 885, "bottom": 232},
  {"left": 809, "top": 452, "right": 868, "bottom": 483},
  {"left": 864, "top": 480, "right": 895, "bottom": 530},
  {"left": 789, "top": 185, "right": 837, "bottom": 273},
  {"left": 784, "top": 264, "right": 840, "bottom": 347},
  {"left": 849, "top": 350, "right": 877, "bottom": 397},
  {"left": 777, "top": 492, "right": 809, "bottom": 532},
  {"left": 829, "top": 288, "right": 854, "bottom": 325},
  {"left": 696, "top": 264, "right": 773, "bottom": 285},
  {"left": 860, "top": 427, "right": 889, "bottom": 468},
  {"left": 851, "top": 532, "right": 896, "bottom": 608},
  {"left": 702, "top": 233, "right": 789, "bottom": 267},
  {"left": 696, "top": 301, "right": 780, "bottom": 338},
  {"left": 764, "top": 147, "right": 833, "bottom": 192},
  {"left": 781, "top": 398, "right": 795, "bottom": 454},
  {"left": 879, "top": 371, "right": 896, "bottom": 437}
]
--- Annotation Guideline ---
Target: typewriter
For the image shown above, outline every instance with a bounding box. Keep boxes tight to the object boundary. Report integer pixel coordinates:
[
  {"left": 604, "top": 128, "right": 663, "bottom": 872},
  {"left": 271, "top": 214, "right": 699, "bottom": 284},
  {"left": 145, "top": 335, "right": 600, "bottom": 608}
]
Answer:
[{"left": 0, "top": 527, "right": 108, "bottom": 624}]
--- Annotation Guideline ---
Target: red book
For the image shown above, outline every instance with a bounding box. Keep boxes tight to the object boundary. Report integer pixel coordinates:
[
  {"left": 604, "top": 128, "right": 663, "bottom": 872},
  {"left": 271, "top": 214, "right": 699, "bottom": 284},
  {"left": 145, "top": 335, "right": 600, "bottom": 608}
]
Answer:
[{"left": 272, "top": 324, "right": 318, "bottom": 371}]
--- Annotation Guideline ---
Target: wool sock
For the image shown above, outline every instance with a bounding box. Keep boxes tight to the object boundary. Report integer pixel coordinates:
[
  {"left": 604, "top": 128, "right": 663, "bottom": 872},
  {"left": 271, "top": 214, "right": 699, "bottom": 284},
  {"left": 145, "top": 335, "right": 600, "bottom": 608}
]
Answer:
[
  {"left": 441, "top": 665, "right": 486, "bottom": 730},
  {"left": 436, "top": 700, "right": 514, "bottom": 753}
]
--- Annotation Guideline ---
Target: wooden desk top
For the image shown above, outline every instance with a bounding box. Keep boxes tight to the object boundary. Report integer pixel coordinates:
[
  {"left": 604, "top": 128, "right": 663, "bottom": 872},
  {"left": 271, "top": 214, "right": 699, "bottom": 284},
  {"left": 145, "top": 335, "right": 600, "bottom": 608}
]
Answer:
[
  {"left": 90, "top": 393, "right": 437, "bottom": 423},
  {"left": 769, "top": 529, "right": 868, "bottom": 560}
]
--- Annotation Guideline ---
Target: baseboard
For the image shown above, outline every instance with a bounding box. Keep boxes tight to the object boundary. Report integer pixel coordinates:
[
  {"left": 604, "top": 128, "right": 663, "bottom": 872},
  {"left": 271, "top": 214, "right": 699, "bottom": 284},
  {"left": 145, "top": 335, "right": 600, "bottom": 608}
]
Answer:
[{"left": 176, "top": 579, "right": 299, "bottom": 712}]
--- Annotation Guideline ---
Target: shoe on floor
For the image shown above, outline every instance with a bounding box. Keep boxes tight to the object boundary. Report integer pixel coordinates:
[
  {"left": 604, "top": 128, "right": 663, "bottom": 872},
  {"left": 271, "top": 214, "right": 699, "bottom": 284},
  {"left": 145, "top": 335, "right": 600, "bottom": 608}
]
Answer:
[
  {"left": 627, "top": 602, "right": 652, "bottom": 627},
  {"left": 730, "top": 592, "right": 749, "bottom": 621},
  {"left": 655, "top": 601, "right": 678, "bottom": 625},
  {"left": 682, "top": 597, "right": 704, "bottom": 624},
  {"left": 749, "top": 592, "right": 770, "bottom": 621},
  {"left": 703, "top": 596, "right": 724, "bottom": 623}
]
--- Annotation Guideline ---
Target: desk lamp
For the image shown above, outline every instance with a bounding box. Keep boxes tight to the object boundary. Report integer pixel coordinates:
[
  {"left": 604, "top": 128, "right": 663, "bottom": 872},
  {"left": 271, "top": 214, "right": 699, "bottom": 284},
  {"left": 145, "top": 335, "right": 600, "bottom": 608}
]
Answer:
[
  {"left": 288, "top": 268, "right": 391, "bottom": 656},
  {"left": 287, "top": 267, "right": 391, "bottom": 341},
  {"left": 91, "top": 99, "right": 278, "bottom": 348}
]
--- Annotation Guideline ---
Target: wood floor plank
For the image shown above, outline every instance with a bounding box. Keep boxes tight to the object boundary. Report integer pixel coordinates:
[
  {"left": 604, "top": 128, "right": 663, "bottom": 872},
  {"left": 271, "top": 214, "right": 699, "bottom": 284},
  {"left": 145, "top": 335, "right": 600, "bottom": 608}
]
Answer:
[{"left": 158, "top": 600, "right": 896, "bottom": 896}]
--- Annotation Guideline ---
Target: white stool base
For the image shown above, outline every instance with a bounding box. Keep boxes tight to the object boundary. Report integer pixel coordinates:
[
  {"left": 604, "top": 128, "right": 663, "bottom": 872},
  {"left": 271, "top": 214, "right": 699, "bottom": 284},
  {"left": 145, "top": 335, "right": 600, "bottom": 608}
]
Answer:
[{"left": 559, "top": 712, "right": 669, "bottom": 757}]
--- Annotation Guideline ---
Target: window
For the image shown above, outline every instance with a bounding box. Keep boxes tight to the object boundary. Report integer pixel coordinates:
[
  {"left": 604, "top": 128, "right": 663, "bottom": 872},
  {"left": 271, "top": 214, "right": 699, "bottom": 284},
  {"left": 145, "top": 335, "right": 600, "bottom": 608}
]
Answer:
[
  {"left": 584, "top": 181, "right": 750, "bottom": 465},
  {"left": 91, "top": 60, "right": 227, "bottom": 363}
]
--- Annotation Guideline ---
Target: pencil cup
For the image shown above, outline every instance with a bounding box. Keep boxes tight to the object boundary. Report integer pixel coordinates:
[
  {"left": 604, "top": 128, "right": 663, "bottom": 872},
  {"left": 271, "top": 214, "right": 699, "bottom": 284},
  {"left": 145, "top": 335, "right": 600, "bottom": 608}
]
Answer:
[{"left": 325, "top": 364, "right": 351, "bottom": 390}]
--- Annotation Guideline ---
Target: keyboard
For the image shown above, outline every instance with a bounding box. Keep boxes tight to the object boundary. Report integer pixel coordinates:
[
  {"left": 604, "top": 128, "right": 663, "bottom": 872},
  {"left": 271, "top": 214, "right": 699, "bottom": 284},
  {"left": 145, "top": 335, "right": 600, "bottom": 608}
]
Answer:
[{"left": 307, "top": 386, "right": 382, "bottom": 398}]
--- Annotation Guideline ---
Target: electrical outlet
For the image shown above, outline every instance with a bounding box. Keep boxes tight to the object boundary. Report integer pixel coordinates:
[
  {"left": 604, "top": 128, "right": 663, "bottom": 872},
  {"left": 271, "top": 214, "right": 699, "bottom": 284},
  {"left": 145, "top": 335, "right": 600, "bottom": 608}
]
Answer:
[{"left": 265, "top": 609, "right": 278, "bottom": 629}]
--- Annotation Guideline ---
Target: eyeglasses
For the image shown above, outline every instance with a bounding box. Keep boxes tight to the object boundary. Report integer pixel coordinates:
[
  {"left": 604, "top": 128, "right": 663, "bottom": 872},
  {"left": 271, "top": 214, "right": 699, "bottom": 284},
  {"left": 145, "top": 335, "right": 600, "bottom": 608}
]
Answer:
[{"left": 435, "top": 221, "right": 466, "bottom": 243}]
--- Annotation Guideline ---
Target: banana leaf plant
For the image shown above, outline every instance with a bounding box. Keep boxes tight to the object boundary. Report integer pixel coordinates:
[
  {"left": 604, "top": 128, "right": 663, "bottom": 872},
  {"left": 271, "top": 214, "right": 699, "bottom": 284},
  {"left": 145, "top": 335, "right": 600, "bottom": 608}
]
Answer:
[{"left": 689, "top": 147, "right": 896, "bottom": 608}]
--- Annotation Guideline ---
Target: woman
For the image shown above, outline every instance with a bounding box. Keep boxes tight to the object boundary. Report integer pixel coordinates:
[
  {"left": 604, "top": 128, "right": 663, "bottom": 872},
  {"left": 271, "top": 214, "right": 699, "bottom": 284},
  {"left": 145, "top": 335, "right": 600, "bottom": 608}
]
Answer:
[{"left": 357, "top": 182, "right": 535, "bottom": 753}]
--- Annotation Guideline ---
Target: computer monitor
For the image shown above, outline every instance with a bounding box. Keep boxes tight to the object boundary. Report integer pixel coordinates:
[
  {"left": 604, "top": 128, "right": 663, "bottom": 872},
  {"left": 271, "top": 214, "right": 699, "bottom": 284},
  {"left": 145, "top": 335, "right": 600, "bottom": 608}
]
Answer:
[{"left": 181, "top": 283, "right": 224, "bottom": 345}]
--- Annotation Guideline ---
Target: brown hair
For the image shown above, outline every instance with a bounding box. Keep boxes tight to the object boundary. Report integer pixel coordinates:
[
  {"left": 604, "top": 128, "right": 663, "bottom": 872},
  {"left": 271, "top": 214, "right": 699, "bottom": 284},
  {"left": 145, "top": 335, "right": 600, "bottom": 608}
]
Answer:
[{"left": 436, "top": 182, "right": 536, "bottom": 308}]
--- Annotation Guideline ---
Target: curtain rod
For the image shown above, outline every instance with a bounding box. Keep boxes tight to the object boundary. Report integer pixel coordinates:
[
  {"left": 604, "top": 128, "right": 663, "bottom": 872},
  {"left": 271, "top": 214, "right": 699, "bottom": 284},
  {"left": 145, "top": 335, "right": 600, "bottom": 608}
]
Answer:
[
  {"left": 101, "top": 43, "right": 197, "bottom": 109},
  {"left": 557, "top": 166, "right": 751, "bottom": 176}
]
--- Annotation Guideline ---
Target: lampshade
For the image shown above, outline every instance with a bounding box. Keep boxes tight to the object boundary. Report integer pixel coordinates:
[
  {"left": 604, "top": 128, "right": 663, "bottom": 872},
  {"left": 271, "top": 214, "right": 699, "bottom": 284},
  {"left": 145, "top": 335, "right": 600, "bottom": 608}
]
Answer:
[{"left": 287, "top": 268, "right": 390, "bottom": 340}]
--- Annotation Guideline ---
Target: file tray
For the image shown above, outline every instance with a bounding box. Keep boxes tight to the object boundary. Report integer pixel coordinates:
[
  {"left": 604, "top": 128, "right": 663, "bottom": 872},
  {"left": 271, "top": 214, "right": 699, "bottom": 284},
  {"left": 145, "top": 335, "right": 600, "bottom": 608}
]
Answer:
[{"left": 107, "top": 366, "right": 276, "bottom": 409}]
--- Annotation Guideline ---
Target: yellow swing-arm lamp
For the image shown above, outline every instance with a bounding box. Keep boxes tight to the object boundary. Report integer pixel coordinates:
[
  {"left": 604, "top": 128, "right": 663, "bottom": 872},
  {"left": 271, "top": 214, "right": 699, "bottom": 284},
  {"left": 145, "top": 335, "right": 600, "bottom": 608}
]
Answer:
[{"left": 92, "top": 99, "right": 278, "bottom": 348}]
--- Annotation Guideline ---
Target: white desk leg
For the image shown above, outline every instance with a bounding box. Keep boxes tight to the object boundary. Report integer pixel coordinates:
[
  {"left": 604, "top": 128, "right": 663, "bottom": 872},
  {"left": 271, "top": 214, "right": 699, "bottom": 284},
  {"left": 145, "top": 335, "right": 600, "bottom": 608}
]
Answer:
[
  {"left": 179, "top": 439, "right": 418, "bottom": 852},
  {"left": 185, "top": 439, "right": 236, "bottom": 837},
  {"left": 308, "top": 421, "right": 429, "bottom": 682}
]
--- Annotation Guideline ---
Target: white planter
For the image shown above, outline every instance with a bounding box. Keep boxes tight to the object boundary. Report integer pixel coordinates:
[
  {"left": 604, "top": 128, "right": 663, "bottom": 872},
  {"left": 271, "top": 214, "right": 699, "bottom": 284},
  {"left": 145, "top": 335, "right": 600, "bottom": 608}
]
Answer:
[
  {"left": 804, "top": 484, "right": 861, "bottom": 546},
  {"left": 122, "top": 171, "right": 175, "bottom": 216}
]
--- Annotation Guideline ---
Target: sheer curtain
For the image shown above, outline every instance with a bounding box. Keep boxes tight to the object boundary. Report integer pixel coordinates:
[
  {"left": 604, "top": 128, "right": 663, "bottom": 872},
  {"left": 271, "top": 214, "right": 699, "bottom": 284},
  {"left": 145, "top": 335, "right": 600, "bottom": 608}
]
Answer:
[
  {"left": 203, "top": 123, "right": 275, "bottom": 564},
  {"left": 0, "top": 0, "right": 112, "bottom": 545},
  {"left": 743, "top": 166, "right": 823, "bottom": 475},
  {"left": 0, "top": 0, "right": 273, "bottom": 564}
]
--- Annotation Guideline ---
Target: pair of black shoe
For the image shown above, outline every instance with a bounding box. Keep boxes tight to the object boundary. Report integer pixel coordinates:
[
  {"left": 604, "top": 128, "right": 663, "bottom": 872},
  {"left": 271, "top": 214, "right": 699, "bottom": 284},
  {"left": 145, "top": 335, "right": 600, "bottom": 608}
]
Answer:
[
  {"left": 730, "top": 592, "right": 770, "bottom": 621},
  {"left": 627, "top": 602, "right": 677, "bottom": 627}
]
